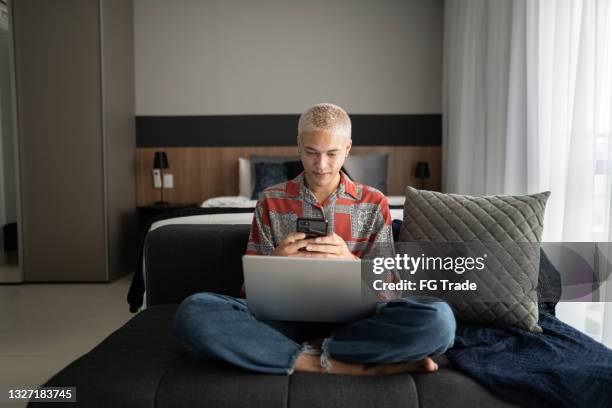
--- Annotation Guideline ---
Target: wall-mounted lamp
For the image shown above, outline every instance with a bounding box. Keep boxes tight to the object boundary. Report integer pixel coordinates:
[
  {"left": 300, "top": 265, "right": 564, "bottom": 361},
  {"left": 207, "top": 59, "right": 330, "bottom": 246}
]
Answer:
[
  {"left": 415, "top": 161, "right": 430, "bottom": 189},
  {"left": 153, "top": 151, "right": 169, "bottom": 205}
]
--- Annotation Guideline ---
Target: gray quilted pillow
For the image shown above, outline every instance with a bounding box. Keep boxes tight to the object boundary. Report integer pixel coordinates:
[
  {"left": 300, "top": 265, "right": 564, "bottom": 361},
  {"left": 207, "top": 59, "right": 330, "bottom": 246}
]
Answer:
[{"left": 398, "top": 187, "right": 550, "bottom": 332}]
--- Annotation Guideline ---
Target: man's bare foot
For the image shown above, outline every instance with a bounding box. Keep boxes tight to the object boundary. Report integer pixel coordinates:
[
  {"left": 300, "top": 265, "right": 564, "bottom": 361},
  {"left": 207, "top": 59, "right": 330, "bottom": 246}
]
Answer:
[
  {"left": 360, "top": 357, "right": 438, "bottom": 375},
  {"left": 293, "top": 353, "right": 438, "bottom": 376}
]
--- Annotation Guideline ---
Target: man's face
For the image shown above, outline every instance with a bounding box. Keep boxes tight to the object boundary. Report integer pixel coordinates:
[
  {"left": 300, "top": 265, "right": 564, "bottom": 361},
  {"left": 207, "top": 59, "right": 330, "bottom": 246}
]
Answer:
[{"left": 298, "top": 130, "right": 352, "bottom": 189}]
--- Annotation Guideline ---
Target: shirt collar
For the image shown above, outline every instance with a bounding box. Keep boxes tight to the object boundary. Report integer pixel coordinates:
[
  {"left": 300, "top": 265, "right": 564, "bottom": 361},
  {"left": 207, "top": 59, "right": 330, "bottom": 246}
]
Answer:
[
  {"left": 285, "top": 170, "right": 359, "bottom": 200},
  {"left": 340, "top": 170, "right": 359, "bottom": 200}
]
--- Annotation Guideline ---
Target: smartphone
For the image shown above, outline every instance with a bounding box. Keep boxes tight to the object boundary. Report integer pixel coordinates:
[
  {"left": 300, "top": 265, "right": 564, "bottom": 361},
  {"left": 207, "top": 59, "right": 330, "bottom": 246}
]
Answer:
[{"left": 296, "top": 218, "right": 329, "bottom": 238}]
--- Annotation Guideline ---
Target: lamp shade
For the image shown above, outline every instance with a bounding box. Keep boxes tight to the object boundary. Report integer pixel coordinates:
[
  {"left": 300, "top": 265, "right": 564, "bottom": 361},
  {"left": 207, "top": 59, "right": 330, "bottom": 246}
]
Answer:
[
  {"left": 415, "top": 161, "right": 430, "bottom": 178},
  {"left": 153, "top": 152, "right": 169, "bottom": 169}
]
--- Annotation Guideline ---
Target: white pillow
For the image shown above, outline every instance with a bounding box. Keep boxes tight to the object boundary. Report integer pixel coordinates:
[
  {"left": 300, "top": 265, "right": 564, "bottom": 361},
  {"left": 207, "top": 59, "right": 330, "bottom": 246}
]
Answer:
[
  {"left": 387, "top": 195, "right": 406, "bottom": 207},
  {"left": 201, "top": 196, "right": 257, "bottom": 208},
  {"left": 238, "top": 157, "right": 253, "bottom": 198}
]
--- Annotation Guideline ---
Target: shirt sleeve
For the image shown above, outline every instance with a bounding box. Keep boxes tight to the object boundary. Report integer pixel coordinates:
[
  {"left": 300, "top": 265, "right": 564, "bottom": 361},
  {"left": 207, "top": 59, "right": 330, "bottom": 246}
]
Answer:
[
  {"left": 373, "top": 196, "right": 394, "bottom": 246},
  {"left": 362, "top": 195, "right": 394, "bottom": 256},
  {"left": 362, "top": 196, "right": 401, "bottom": 301},
  {"left": 246, "top": 199, "right": 275, "bottom": 256},
  {"left": 242, "top": 199, "right": 275, "bottom": 298}
]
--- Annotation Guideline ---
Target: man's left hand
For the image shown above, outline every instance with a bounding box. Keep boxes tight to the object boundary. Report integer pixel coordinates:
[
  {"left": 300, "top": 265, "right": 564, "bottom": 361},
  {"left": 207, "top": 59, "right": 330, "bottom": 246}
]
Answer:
[{"left": 289, "top": 233, "right": 358, "bottom": 260}]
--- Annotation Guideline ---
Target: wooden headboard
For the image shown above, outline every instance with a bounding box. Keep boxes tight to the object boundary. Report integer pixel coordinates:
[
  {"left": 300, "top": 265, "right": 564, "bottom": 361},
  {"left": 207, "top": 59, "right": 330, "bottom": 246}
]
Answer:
[{"left": 135, "top": 146, "right": 441, "bottom": 206}]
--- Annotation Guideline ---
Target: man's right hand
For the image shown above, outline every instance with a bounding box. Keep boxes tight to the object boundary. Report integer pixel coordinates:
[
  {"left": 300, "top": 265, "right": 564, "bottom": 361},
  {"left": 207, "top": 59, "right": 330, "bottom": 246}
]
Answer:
[{"left": 272, "top": 232, "right": 311, "bottom": 256}]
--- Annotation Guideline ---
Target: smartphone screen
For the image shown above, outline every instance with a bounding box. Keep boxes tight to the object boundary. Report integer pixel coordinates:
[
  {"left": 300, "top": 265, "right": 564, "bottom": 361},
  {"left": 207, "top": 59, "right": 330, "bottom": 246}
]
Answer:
[{"left": 296, "top": 218, "right": 329, "bottom": 238}]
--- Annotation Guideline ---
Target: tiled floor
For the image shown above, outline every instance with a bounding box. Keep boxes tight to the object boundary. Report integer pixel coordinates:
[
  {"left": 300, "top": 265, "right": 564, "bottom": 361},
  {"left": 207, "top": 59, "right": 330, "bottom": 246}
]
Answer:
[{"left": 0, "top": 273, "right": 135, "bottom": 407}]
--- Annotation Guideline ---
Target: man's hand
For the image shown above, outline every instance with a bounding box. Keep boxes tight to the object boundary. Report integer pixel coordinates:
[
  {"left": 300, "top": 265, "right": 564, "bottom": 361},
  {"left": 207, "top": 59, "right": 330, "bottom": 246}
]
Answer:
[
  {"left": 290, "top": 232, "right": 358, "bottom": 260},
  {"left": 272, "top": 232, "right": 311, "bottom": 256}
]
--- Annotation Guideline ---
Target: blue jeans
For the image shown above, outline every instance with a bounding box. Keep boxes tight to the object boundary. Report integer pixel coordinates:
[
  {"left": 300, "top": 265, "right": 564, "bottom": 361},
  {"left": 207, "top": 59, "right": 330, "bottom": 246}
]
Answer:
[{"left": 174, "top": 292, "right": 456, "bottom": 375}]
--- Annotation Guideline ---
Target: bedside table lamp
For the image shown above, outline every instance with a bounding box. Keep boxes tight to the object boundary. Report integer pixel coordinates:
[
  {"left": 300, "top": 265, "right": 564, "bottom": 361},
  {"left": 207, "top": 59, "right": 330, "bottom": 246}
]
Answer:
[
  {"left": 415, "top": 161, "right": 430, "bottom": 189},
  {"left": 153, "top": 151, "right": 169, "bottom": 205}
]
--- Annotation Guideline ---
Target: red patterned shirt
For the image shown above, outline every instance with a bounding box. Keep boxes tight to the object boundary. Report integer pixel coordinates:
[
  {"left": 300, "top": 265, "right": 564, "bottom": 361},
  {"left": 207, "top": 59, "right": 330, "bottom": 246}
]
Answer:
[{"left": 246, "top": 171, "right": 399, "bottom": 300}]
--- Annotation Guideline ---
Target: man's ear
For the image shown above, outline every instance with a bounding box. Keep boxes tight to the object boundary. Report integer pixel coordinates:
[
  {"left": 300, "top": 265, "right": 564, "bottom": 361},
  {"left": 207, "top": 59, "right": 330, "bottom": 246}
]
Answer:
[
  {"left": 296, "top": 135, "right": 301, "bottom": 153},
  {"left": 345, "top": 139, "right": 352, "bottom": 157}
]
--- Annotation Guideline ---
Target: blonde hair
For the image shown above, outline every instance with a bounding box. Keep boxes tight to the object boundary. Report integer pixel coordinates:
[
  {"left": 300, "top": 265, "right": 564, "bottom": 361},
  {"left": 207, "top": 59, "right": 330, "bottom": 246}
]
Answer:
[{"left": 297, "top": 103, "right": 351, "bottom": 139}]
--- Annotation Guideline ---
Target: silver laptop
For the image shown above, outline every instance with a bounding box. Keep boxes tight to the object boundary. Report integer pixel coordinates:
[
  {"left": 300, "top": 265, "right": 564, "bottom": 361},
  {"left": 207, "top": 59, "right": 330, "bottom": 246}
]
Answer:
[{"left": 242, "top": 255, "right": 377, "bottom": 322}]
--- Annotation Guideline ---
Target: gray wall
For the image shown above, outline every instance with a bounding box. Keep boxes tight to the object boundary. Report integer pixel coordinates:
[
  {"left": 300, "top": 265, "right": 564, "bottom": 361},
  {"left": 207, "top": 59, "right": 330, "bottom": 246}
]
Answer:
[{"left": 134, "top": 0, "right": 443, "bottom": 115}]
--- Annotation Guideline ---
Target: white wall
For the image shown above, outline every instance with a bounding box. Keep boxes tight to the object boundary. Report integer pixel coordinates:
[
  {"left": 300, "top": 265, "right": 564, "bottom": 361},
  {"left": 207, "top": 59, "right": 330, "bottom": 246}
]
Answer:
[{"left": 134, "top": 0, "right": 443, "bottom": 115}]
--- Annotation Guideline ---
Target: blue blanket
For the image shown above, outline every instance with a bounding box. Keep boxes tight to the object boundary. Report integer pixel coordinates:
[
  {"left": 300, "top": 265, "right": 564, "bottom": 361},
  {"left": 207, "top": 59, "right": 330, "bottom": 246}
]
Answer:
[{"left": 446, "top": 310, "right": 612, "bottom": 407}]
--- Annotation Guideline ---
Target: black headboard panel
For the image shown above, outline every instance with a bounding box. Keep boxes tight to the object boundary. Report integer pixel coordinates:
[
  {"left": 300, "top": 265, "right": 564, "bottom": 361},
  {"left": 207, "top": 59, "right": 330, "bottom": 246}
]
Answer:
[{"left": 136, "top": 114, "right": 441, "bottom": 147}]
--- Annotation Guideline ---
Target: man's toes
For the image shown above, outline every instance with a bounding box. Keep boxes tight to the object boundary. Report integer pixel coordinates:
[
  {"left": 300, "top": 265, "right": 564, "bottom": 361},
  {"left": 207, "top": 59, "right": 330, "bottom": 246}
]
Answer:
[{"left": 419, "top": 357, "right": 438, "bottom": 372}]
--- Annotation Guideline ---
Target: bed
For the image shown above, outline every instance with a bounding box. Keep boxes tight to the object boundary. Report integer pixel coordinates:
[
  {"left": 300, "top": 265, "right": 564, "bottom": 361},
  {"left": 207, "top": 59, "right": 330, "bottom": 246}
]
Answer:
[
  {"left": 125, "top": 158, "right": 612, "bottom": 406},
  {"left": 129, "top": 198, "right": 406, "bottom": 314},
  {"left": 126, "top": 206, "right": 612, "bottom": 407}
]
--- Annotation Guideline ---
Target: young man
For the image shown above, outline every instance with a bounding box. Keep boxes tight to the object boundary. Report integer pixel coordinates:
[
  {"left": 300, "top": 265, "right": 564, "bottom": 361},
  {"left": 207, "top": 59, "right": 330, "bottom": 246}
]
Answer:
[{"left": 174, "top": 103, "right": 456, "bottom": 376}]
